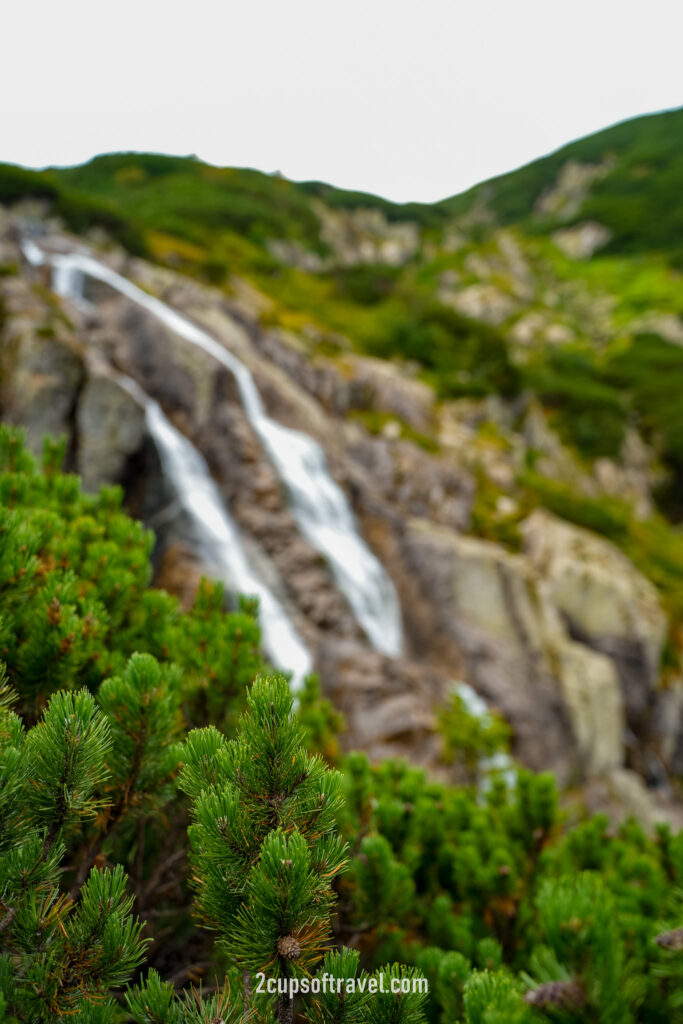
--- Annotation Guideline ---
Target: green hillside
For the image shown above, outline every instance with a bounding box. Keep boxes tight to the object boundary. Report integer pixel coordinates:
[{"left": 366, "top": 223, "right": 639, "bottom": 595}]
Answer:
[
  {"left": 55, "top": 153, "right": 326, "bottom": 250},
  {"left": 0, "top": 151, "right": 446, "bottom": 260},
  {"left": 439, "top": 106, "right": 683, "bottom": 265},
  {"left": 2, "top": 105, "right": 682, "bottom": 264}
]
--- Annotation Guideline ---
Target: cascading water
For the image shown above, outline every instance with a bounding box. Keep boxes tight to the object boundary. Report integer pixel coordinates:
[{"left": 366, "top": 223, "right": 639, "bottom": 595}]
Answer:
[
  {"left": 452, "top": 680, "right": 517, "bottom": 792},
  {"left": 22, "top": 239, "right": 312, "bottom": 686},
  {"left": 136, "top": 386, "right": 313, "bottom": 687},
  {"left": 23, "top": 241, "right": 403, "bottom": 657}
]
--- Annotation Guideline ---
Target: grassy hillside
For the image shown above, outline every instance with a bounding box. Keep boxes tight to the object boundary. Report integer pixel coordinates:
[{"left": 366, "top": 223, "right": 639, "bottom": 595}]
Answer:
[
  {"left": 0, "top": 152, "right": 443, "bottom": 260},
  {"left": 439, "top": 106, "right": 683, "bottom": 265},
  {"left": 0, "top": 161, "right": 148, "bottom": 254},
  {"left": 54, "top": 153, "right": 326, "bottom": 249},
  {"left": 3, "top": 105, "right": 682, "bottom": 261}
]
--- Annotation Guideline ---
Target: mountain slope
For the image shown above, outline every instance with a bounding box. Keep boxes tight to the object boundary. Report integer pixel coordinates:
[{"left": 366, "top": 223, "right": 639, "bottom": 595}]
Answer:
[
  {"left": 2, "top": 111, "right": 683, "bottom": 511},
  {"left": 1, "top": 110, "right": 682, "bottom": 468},
  {"left": 2, "top": 107, "right": 683, "bottom": 804},
  {"left": 439, "top": 106, "right": 683, "bottom": 265},
  {"left": 3, "top": 105, "right": 682, "bottom": 264}
]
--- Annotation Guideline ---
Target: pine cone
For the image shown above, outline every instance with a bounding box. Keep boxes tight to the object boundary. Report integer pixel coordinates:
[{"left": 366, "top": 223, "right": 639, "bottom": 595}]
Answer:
[
  {"left": 655, "top": 926, "right": 683, "bottom": 950},
  {"left": 524, "top": 979, "right": 585, "bottom": 1009},
  {"left": 47, "top": 597, "right": 62, "bottom": 626},
  {"left": 277, "top": 934, "right": 301, "bottom": 961}
]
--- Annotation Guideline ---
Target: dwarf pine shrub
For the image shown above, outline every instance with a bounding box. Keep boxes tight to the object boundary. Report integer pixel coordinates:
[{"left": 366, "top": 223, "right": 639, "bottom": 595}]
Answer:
[{"left": 0, "top": 424, "right": 682, "bottom": 1023}]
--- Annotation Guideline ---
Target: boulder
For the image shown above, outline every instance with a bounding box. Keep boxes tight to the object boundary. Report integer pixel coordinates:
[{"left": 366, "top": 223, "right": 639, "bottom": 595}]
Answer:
[
  {"left": 510, "top": 312, "right": 575, "bottom": 349},
  {"left": 76, "top": 365, "right": 146, "bottom": 491},
  {"left": 630, "top": 312, "right": 683, "bottom": 346},
  {"left": 402, "top": 519, "right": 625, "bottom": 778},
  {"left": 554, "top": 637, "right": 623, "bottom": 775},
  {"left": 553, "top": 221, "right": 612, "bottom": 259},
  {"left": 315, "top": 203, "right": 419, "bottom": 267},
  {"left": 584, "top": 768, "right": 683, "bottom": 832},
  {"left": 113, "top": 303, "right": 207, "bottom": 421},
  {"left": 344, "top": 354, "right": 435, "bottom": 432},
  {"left": 346, "top": 432, "right": 473, "bottom": 532},
  {"left": 522, "top": 509, "right": 667, "bottom": 727},
  {"left": 652, "top": 681, "right": 683, "bottom": 777},
  {"left": 440, "top": 283, "right": 516, "bottom": 325},
  {"left": 317, "top": 637, "right": 443, "bottom": 766},
  {"left": 0, "top": 278, "right": 84, "bottom": 454},
  {"left": 535, "top": 158, "right": 614, "bottom": 220}
]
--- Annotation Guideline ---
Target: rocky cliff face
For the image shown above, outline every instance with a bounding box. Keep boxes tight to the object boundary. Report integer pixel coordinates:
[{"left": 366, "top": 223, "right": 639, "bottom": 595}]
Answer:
[{"left": 1, "top": 208, "right": 681, "bottom": 827}]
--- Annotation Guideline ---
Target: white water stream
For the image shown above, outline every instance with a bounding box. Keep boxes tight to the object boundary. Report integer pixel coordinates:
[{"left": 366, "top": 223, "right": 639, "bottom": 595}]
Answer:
[
  {"left": 452, "top": 680, "right": 517, "bottom": 792},
  {"left": 22, "top": 239, "right": 313, "bottom": 686},
  {"left": 135, "top": 383, "right": 314, "bottom": 687},
  {"left": 22, "top": 239, "right": 403, "bottom": 660}
]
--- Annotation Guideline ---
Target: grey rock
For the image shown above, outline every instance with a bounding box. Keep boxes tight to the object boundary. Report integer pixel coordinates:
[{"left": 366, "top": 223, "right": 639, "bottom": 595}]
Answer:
[
  {"left": 522, "top": 509, "right": 667, "bottom": 728},
  {"left": 402, "top": 519, "right": 625, "bottom": 779},
  {"left": 76, "top": 365, "right": 146, "bottom": 491},
  {"left": 0, "top": 277, "right": 84, "bottom": 454}
]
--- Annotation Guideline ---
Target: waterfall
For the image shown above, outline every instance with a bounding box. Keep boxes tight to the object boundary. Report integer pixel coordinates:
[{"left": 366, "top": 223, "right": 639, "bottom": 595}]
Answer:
[
  {"left": 451, "top": 680, "right": 517, "bottom": 792},
  {"left": 24, "top": 241, "right": 403, "bottom": 657},
  {"left": 22, "top": 239, "right": 312, "bottom": 685},
  {"left": 134, "top": 384, "right": 313, "bottom": 687}
]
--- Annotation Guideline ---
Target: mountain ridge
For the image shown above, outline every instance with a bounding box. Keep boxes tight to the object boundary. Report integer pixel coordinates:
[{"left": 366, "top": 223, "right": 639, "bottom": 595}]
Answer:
[{"left": 2, "top": 104, "right": 682, "bottom": 252}]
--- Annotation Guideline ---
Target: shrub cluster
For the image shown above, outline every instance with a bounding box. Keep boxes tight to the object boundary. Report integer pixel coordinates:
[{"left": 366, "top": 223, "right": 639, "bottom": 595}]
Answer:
[{"left": 0, "top": 426, "right": 682, "bottom": 1023}]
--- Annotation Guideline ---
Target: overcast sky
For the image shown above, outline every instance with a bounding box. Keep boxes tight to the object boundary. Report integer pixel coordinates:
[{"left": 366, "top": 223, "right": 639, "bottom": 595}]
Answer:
[{"left": 3, "top": 0, "right": 681, "bottom": 203}]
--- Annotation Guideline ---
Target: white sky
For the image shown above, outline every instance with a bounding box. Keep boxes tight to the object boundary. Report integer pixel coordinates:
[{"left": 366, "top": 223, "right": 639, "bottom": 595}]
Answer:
[{"left": 3, "top": 0, "right": 682, "bottom": 203}]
